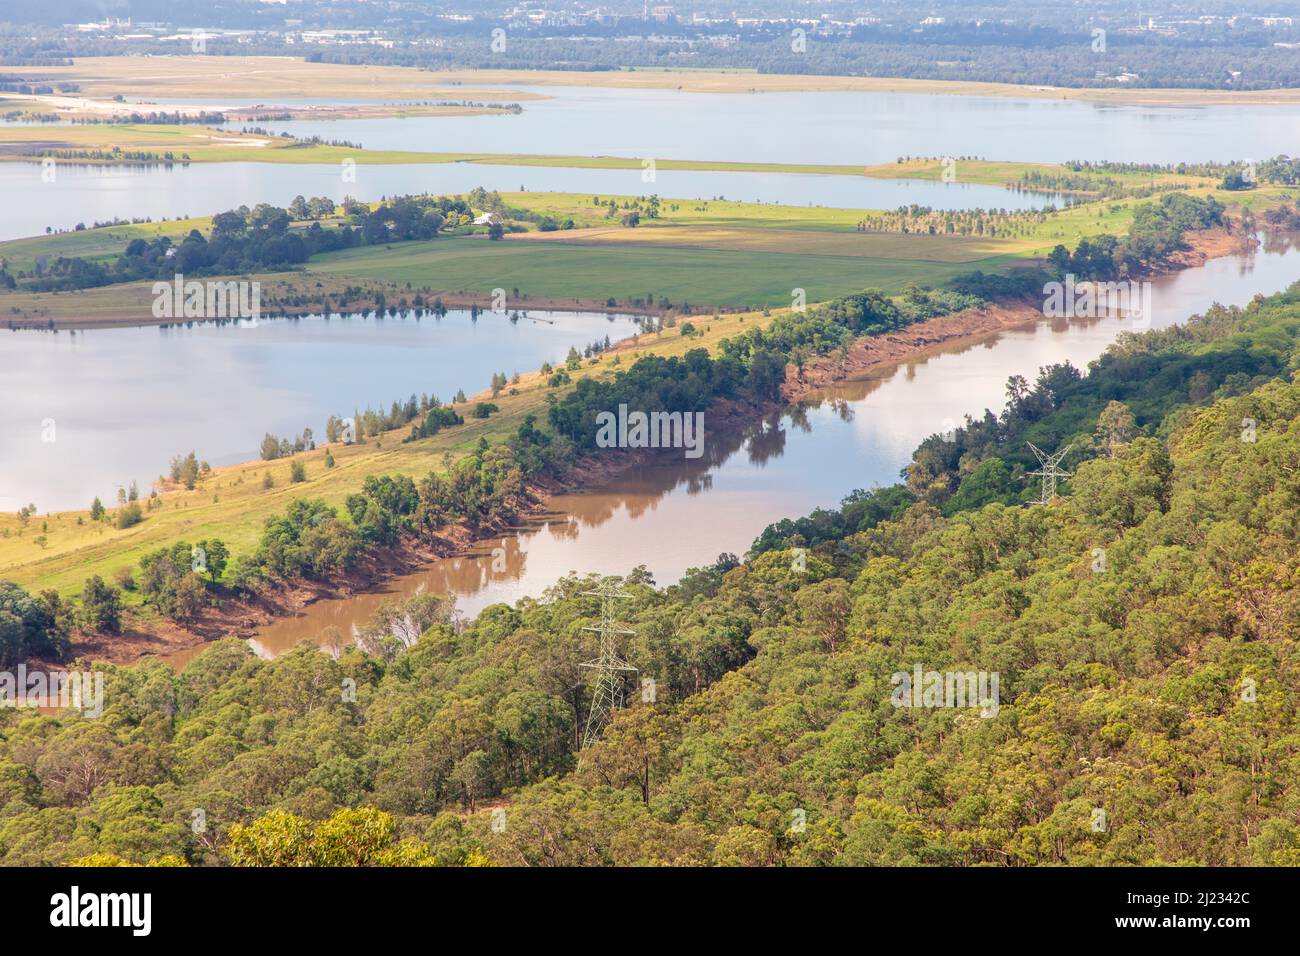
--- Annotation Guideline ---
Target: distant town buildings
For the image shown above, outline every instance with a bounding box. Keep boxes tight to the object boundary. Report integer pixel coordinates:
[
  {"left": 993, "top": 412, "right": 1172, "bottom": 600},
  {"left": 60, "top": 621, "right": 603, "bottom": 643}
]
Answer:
[{"left": 56, "top": 9, "right": 1300, "bottom": 51}]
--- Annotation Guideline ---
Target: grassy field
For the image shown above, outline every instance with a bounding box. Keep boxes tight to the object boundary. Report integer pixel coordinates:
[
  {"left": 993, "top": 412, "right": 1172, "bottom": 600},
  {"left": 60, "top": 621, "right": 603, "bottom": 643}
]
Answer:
[
  {"left": 12, "top": 55, "right": 1300, "bottom": 106},
  {"left": 0, "top": 124, "right": 1034, "bottom": 177},
  {"left": 884, "top": 158, "right": 1215, "bottom": 193},
  {"left": 0, "top": 273, "right": 411, "bottom": 328},
  {"left": 314, "top": 235, "right": 1008, "bottom": 306},
  {"left": 0, "top": 187, "right": 1121, "bottom": 323},
  {"left": 306, "top": 186, "right": 1201, "bottom": 308},
  {"left": 5, "top": 183, "right": 1273, "bottom": 324},
  {"left": 489, "top": 189, "right": 1151, "bottom": 247},
  {"left": 0, "top": 217, "right": 215, "bottom": 274}
]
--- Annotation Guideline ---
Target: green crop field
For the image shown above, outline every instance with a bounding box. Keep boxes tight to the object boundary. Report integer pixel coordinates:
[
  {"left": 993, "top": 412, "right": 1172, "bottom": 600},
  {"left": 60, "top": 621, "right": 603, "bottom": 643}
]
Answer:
[{"left": 310, "top": 235, "right": 1012, "bottom": 307}]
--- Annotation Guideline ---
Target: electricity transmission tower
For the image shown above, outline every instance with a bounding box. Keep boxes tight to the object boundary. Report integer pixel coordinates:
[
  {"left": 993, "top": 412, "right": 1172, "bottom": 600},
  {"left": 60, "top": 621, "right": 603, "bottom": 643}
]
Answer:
[
  {"left": 579, "top": 582, "right": 638, "bottom": 751},
  {"left": 1027, "top": 442, "right": 1073, "bottom": 504}
]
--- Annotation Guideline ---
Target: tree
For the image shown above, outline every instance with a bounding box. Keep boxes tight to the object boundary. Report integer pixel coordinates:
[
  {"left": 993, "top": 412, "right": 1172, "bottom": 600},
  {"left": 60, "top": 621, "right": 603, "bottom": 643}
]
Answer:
[
  {"left": 137, "top": 544, "right": 210, "bottom": 620},
  {"left": 1220, "top": 170, "right": 1253, "bottom": 191},
  {"left": 794, "top": 578, "right": 851, "bottom": 651},
  {"left": 0, "top": 580, "right": 67, "bottom": 665},
  {"left": 225, "top": 807, "right": 432, "bottom": 867},
  {"left": 194, "top": 539, "right": 229, "bottom": 582},
  {"left": 579, "top": 706, "right": 669, "bottom": 805},
  {"left": 260, "top": 434, "right": 282, "bottom": 461},
  {"left": 1095, "top": 400, "right": 1137, "bottom": 457},
  {"left": 169, "top": 451, "right": 200, "bottom": 489},
  {"left": 449, "top": 750, "right": 491, "bottom": 811},
  {"left": 33, "top": 722, "right": 118, "bottom": 805},
  {"left": 80, "top": 576, "right": 122, "bottom": 634},
  {"left": 115, "top": 502, "right": 144, "bottom": 529}
]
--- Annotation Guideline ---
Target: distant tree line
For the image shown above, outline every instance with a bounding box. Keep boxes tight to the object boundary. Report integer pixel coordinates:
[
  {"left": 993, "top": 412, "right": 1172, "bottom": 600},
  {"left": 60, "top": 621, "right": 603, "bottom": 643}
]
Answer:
[{"left": 14, "top": 193, "right": 479, "bottom": 293}]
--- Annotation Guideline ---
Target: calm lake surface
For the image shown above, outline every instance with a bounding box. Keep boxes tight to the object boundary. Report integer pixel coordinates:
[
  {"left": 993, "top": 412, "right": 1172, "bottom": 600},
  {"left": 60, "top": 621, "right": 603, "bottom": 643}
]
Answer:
[
  {"left": 12, "top": 83, "right": 1300, "bottom": 239},
  {"left": 0, "top": 310, "right": 642, "bottom": 512},
  {"left": 233, "top": 85, "right": 1300, "bottom": 166},
  {"left": 233, "top": 233, "right": 1300, "bottom": 663}
]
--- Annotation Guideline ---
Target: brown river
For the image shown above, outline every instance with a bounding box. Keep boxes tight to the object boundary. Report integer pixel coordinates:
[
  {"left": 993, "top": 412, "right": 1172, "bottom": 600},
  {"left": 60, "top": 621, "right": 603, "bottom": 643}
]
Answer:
[{"left": 167, "top": 232, "right": 1300, "bottom": 666}]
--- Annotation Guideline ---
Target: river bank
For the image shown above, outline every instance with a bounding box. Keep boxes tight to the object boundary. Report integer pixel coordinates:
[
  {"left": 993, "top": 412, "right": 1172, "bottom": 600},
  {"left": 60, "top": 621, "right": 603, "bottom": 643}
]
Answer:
[
  {"left": 62, "top": 396, "right": 768, "bottom": 666},
  {"left": 785, "top": 227, "right": 1257, "bottom": 401},
  {"left": 40, "top": 223, "right": 1259, "bottom": 668}
]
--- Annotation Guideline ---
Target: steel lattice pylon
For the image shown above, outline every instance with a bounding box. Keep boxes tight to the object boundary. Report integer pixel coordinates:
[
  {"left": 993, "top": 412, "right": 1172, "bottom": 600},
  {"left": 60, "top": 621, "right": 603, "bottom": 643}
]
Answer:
[
  {"left": 578, "top": 582, "right": 638, "bottom": 751},
  {"left": 1027, "top": 442, "right": 1073, "bottom": 504}
]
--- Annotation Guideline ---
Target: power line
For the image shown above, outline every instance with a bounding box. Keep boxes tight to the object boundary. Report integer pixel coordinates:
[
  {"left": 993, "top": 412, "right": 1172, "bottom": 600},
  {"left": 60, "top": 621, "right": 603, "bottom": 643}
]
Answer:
[
  {"left": 578, "top": 581, "right": 638, "bottom": 753},
  {"left": 1026, "top": 442, "right": 1073, "bottom": 504}
]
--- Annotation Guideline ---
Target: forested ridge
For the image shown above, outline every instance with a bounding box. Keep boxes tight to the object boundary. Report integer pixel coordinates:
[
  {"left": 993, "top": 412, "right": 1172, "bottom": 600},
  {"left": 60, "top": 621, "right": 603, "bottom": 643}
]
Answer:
[{"left": 3, "top": 276, "right": 1299, "bottom": 866}]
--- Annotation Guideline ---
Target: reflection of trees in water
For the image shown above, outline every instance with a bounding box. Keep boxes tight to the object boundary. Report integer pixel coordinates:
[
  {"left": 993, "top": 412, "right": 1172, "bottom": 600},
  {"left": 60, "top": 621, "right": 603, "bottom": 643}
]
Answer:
[
  {"left": 786, "top": 404, "right": 812, "bottom": 433},
  {"left": 746, "top": 417, "right": 787, "bottom": 466},
  {"left": 554, "top": 420, "right": 755, "bottom": 527},
  {"left": 685, "top": 473, "right": 713, "bottom": 495},
  {"left": 544, "top": 516, "right": 581, "bottom": 541},
  {"left": 1260, "top": 230, "right": 1300, "bottom": 256}
]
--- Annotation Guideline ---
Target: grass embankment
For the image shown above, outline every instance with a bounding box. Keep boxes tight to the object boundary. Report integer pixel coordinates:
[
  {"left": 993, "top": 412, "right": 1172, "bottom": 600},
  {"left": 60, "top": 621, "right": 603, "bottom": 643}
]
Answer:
[
  {"left": 6, "top": 183, "right": 1284, "bottom": 324},
  {"left": 12, "top": 55, "right": 1300, "bottom": 106},
  {"left": 0, "top": 308, "right": 764, "bottom": 600},
  {"left": 0, "top": 122, "right": 1217, "bottom": 202}
]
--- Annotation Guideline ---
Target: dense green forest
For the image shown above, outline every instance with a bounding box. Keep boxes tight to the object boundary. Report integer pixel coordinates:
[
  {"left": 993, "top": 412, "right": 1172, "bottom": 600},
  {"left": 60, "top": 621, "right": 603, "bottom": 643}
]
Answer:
[{"left": 3, "top": 267, "right": 1298, "bottom": 866}]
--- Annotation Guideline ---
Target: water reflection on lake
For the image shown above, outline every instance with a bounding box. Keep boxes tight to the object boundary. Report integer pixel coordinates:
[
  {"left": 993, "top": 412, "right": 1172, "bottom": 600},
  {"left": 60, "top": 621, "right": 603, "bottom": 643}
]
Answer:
[
  {"left": 0, "top": 309, "right": 643, "bottom": 512},
  {"left": 8, "top": 84, "right": 1300, "bottom": 239}
]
